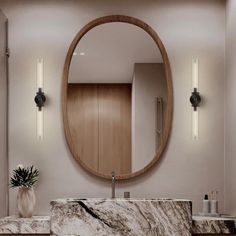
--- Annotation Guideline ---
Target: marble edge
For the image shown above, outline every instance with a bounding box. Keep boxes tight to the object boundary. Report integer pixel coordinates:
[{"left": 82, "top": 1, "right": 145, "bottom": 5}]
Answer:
[
  {"left": 0, "top": 216, "right": 50, "bottom": 234},
  {"left": 193, "top": 215, "right": 236, "bottom": 221},
  {"left": 50, "top": 198, "right": 192, "bottom": 205},
  {"left": 0, "top": 215, "right": 50, "bottom": 221}
]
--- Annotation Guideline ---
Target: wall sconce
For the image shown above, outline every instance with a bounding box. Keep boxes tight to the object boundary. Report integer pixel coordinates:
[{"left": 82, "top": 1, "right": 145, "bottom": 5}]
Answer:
[
  {"left": 34, "top": 58, "right": 46, "bottom": 140},
  {"left": 190, "top": 58, "right": 201, "bottom": 140}
]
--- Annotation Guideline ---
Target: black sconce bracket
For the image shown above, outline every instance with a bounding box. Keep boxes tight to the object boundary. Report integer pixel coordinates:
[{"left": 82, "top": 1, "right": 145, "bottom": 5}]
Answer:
[
  {"left": 34, "top": 88, "right": 46, "bottom": 111},
  {"left": 190, "top": 88, "right": 201, "bottom": 111}
]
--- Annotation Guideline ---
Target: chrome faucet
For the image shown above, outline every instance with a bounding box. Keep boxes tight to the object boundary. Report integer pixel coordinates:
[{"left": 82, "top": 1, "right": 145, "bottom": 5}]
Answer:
[{"left": 111, "top": 171, "right": 116, "bottom": 198}]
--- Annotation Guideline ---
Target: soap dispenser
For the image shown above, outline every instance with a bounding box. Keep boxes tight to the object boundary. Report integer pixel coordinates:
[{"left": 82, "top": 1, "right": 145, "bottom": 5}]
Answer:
[
  {"left": 203, "top": 194, "right": 210, "bottom": 214},
  {"left": 210, "top": 191, "right": 218, "bottom": 215}
]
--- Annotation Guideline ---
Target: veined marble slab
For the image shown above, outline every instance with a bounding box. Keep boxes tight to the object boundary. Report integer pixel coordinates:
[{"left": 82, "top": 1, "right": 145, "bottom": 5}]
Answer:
[
  {"left": 192, "top": 215, "right": 236, "bottom": 234},
  {"left": 50, "top": 198, "right": 192, "bottom": 236},
  {"left": 193, "top": 216, "right": 236, "bottom": 234},
  {"left": 0, "top": 215, "right": 50, "bottom": 234},
  {"left": 1, "top": 209, "right": 235, "bottom": 235}
]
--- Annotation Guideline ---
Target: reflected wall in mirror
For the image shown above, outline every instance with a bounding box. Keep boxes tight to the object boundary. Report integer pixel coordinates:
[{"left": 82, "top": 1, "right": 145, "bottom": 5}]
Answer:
[{"left": 63, "top": 15, "right": 173, "bottom": 180}]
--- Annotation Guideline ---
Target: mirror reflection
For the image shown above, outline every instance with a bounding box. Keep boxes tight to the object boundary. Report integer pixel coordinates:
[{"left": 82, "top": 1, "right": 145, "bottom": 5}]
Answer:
[{"left": 67, "top": 22, "right": 167, "bottom": 176}]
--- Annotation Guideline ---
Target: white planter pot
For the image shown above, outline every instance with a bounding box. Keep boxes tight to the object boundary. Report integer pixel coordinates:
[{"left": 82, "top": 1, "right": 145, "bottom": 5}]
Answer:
[{"left": 17, "top": 187, "right": 36, "bottom": 218}]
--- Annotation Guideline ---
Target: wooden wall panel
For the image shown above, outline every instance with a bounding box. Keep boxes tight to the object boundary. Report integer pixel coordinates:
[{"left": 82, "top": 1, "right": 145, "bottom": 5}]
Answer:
[
  {"left": 67, "top": 84, "right": 131, "bottom": 175},
  {"left": 98, "top": 84, "right": 131, "bottom": 175},
  {"left": 67, "top": 84, "right": 99, "bottom": 171}
]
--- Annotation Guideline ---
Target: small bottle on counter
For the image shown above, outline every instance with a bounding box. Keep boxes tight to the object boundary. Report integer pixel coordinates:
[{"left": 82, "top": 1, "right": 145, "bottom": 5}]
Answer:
[
  {"left": 210, "top": 191, "right": 218, "bottom": 215},
  {"left": 203, "top": 194, "right": 210, "bottom": 214}
]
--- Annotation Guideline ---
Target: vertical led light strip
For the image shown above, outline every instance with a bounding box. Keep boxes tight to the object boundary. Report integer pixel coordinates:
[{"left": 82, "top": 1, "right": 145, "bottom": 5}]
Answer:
[
  {"left": 192, "top": 58, "right": 199, "bottom": 140},
  {"left": 192, "top": 108, "right": 198, "bottom": 140},
  {"left": 36, "top": 58, "right": 44, "bottom": 140},
  {"left": 37, "top": 108, "right": 43, "bottom": 140}
]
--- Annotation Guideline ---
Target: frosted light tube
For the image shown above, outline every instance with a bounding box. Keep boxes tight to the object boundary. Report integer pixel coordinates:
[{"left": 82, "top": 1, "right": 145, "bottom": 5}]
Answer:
[
  {"left": 192, "top": 109, "right": 198, "bottom": 140},
  {"left": 192, "top": 58, "right": 198, "bottom": 89},
  {"left": 37, "top": 109, "right": 43, "bottom": 140},
  {"left": 37, "top": 58, "right": 44, "bottom": 90}
]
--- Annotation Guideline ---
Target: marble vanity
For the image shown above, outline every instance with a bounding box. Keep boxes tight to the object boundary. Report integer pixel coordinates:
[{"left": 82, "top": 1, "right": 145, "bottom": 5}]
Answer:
[
  {"left": 50, "top": 198, "right": 192, "bottom": 236},
  {"left": 1, "top": 199, "right": 236, "bottom": 235}
]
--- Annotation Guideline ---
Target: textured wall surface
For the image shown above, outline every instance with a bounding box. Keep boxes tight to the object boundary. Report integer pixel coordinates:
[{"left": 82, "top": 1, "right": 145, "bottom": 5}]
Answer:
[
  {"left": 0, "top": 0, "right": 225, "bottom": 215},
  {"left": 0, "top": 9, "right": 7, "bottom": 217},
  {"left": 225, "top": 0, "right": 236, "bottom": 215}
]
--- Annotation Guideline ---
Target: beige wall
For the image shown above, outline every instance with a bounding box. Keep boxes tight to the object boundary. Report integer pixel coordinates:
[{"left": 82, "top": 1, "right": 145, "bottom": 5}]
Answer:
[
  {"left": 132, "top": 63, "right": 166, "bottom": 172},
  {"left": 0, "top": 9, "right": 7, "bottom": 217},
  {"left": 225, "top": 0, "right": 236, "bottom": 215},
  {"left": 0, "top": 0, "right": 225, "bottom": 215}
]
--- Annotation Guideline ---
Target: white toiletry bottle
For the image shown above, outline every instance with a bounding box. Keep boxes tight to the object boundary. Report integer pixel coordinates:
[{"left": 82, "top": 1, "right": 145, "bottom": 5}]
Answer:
[
  {"left": 203, "top": 194, "right": 210, "bottom": 214},
  {"left": 210, "top": 191, "right": 218, "bottom": 215}
]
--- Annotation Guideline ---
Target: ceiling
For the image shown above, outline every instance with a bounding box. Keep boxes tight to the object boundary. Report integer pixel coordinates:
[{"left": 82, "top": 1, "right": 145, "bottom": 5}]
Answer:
[{"left": 69, "top": 22, "right": 163, "bottom": 83}]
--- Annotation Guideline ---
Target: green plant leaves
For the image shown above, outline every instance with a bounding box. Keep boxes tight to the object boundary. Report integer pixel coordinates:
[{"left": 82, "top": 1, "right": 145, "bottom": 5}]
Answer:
[{"left": 10, "top": 165, "right": 39, "bottom": 188}]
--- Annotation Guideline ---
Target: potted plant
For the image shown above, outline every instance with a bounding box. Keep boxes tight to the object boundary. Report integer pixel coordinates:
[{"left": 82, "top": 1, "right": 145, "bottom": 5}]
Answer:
[{"left": 10, "top": 165, "right": 39, "bottom": 218}]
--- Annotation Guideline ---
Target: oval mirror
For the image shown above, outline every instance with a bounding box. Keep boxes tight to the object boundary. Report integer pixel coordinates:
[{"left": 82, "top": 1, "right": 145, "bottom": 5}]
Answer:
[{"left": 62, "top": 15, "right": 173, "bottom": 180}]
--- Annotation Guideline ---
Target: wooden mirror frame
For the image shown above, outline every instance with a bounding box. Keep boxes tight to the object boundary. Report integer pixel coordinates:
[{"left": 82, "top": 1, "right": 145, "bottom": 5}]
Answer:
[{"left": 62, "top": 15, "right": 173, "bottom": 180}]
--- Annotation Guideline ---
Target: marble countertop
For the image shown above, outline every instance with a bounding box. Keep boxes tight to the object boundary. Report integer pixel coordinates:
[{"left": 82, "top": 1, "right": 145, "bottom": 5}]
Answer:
[
  {"left": 0, "top": 216, "right": 50, "bottom": 234},
  {"left": 193, "top": 215, "right": 236, "bottom": 234},
  {"left": 1, "top": 214, "right": 236, "bottom": 234}
]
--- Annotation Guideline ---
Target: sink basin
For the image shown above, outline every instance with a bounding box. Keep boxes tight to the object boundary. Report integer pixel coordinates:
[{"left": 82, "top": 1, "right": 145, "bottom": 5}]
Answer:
[{"left": 50, "top": 198, "right": 192, "bottom": 236}]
